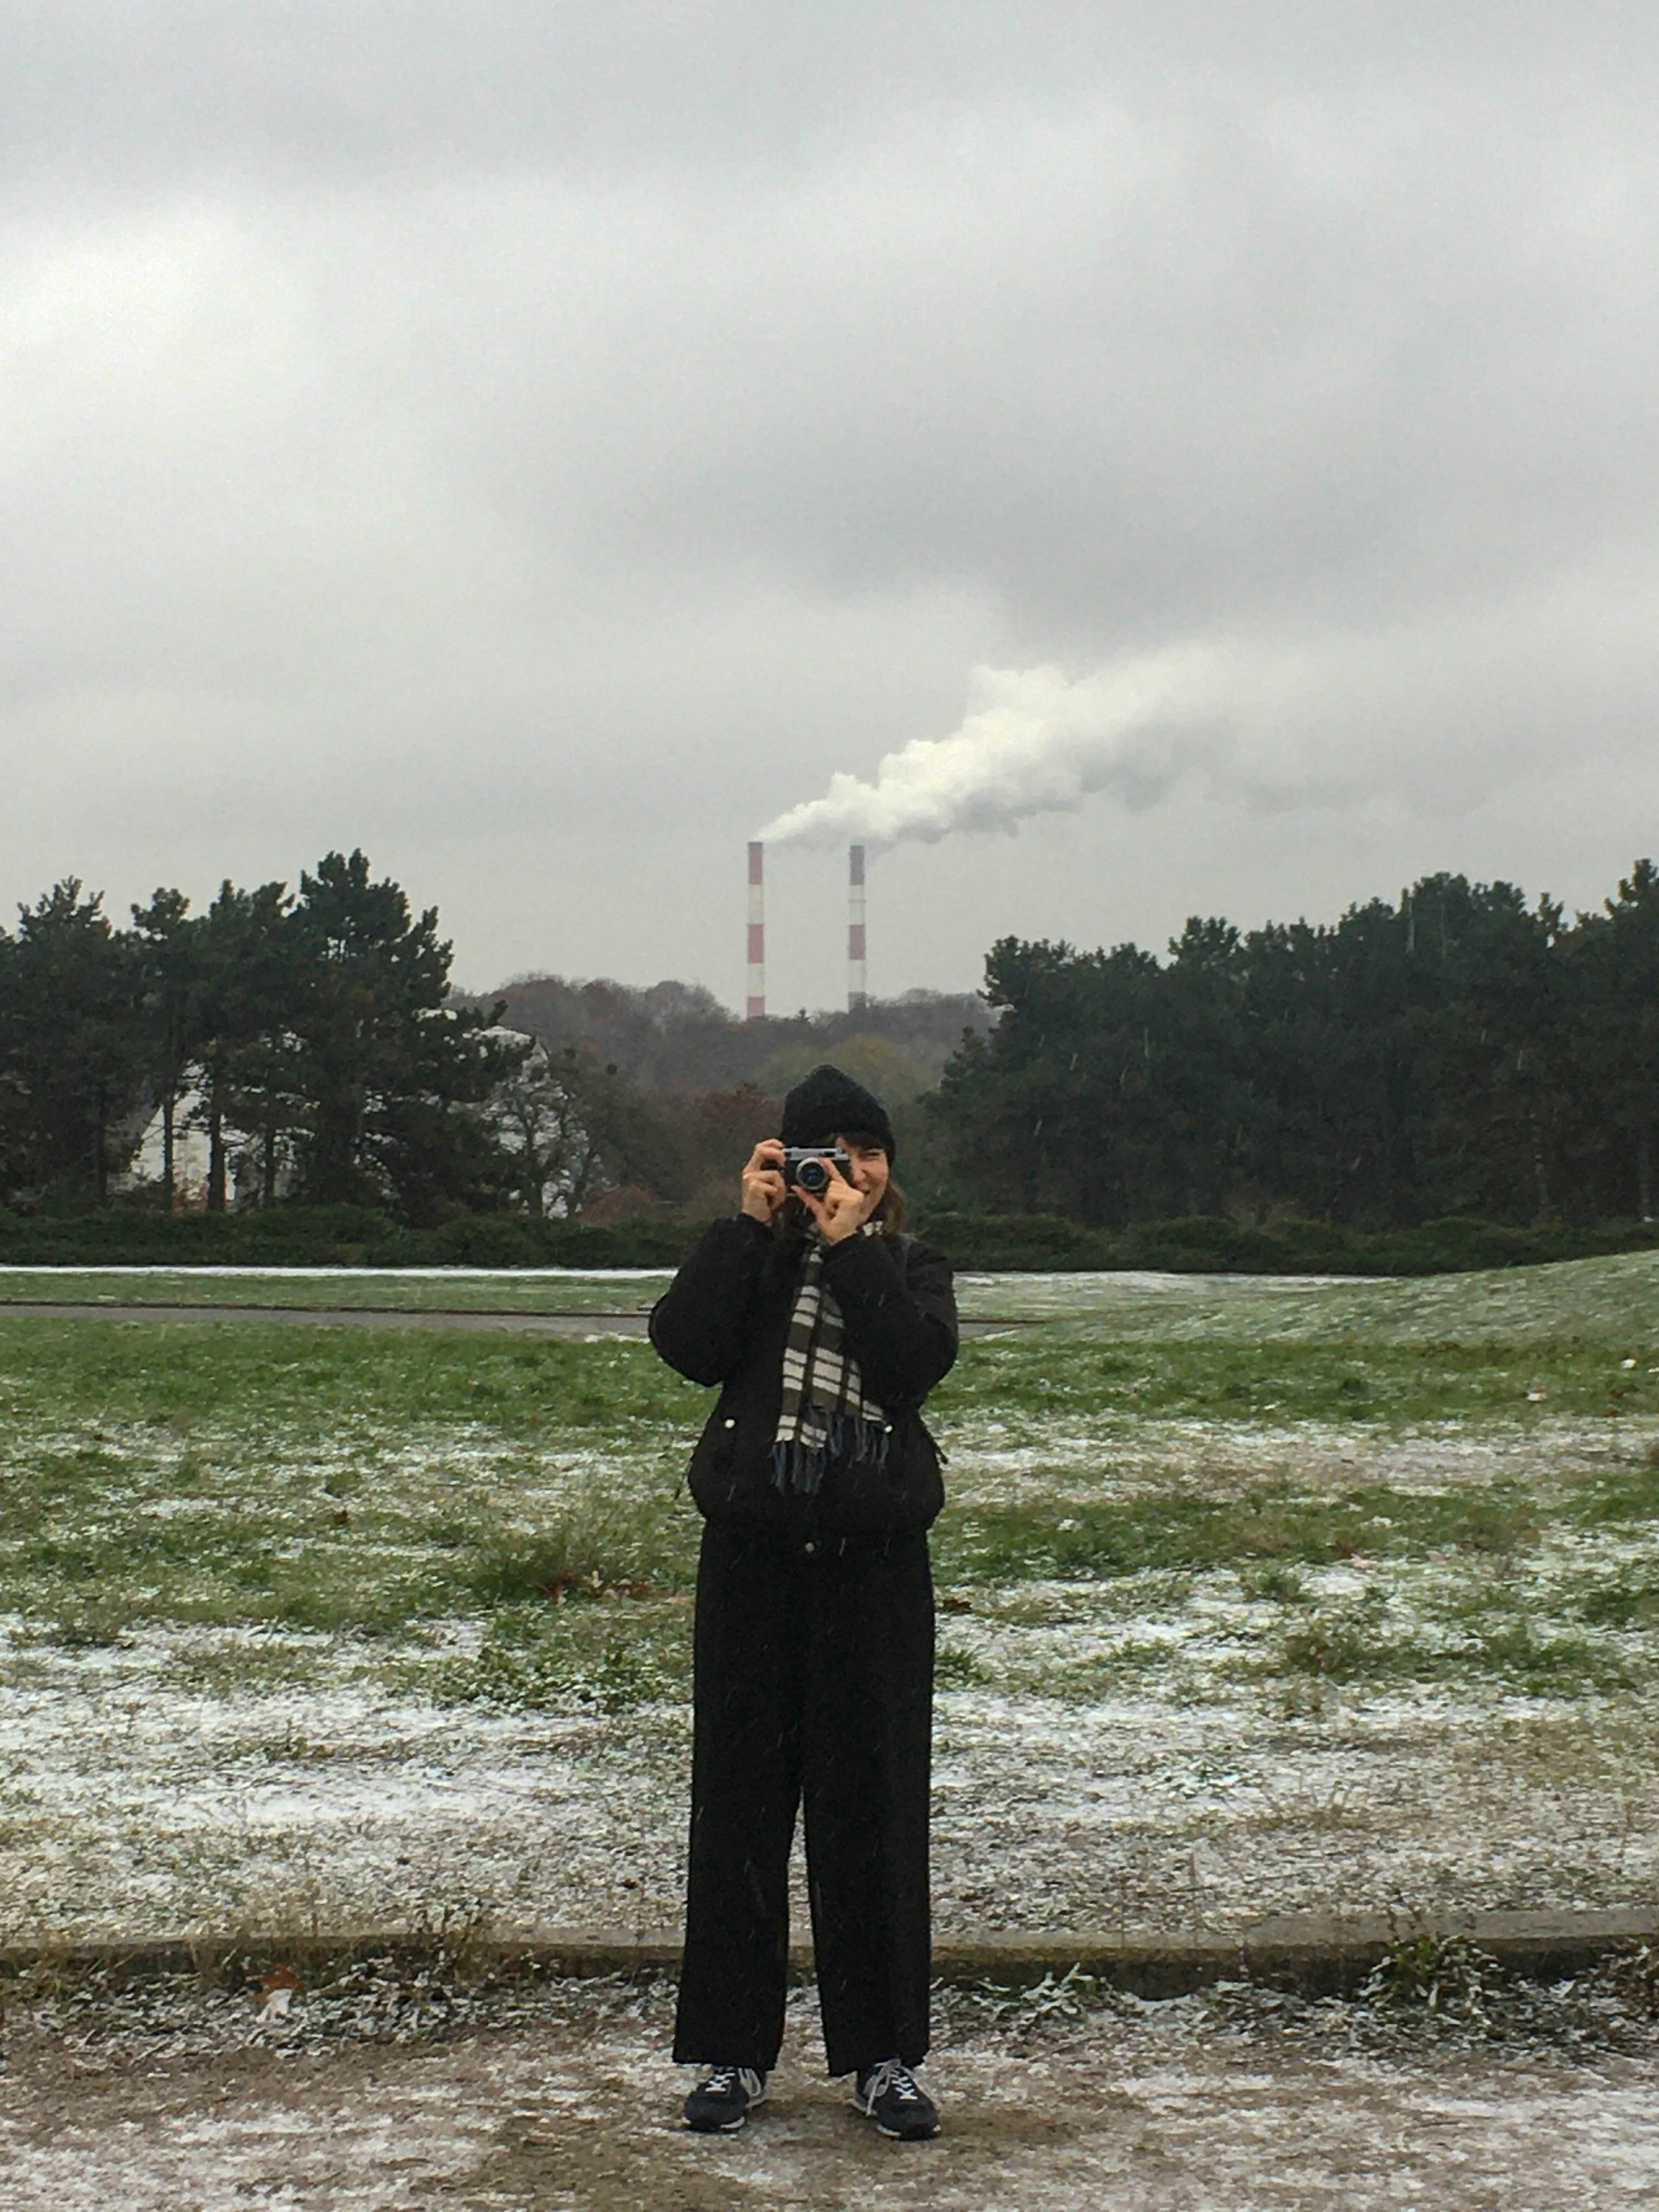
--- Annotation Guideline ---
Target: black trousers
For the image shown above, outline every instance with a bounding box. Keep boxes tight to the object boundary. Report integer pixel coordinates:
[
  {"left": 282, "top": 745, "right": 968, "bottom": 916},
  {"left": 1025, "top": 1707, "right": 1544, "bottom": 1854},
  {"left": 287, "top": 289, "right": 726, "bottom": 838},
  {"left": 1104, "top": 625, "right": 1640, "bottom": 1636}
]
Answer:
[{"left": 673, "top": 1521, "right": 934, "bottom": 2078}]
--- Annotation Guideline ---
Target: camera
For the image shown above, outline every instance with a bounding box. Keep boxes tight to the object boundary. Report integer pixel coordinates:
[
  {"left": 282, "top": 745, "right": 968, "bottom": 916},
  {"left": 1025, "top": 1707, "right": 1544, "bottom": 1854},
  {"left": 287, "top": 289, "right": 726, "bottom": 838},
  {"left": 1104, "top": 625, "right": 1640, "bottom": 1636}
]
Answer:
[{"left": 782, "top": 1146, "right": 853, "bottom": 1195}]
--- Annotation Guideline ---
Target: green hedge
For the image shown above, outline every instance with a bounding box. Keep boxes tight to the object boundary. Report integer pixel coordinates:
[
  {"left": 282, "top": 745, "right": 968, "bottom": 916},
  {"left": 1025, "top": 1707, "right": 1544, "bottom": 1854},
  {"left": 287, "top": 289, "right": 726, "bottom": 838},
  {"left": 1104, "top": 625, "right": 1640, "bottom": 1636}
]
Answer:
[
  {"left": 2, "top": 1204, "right": 1657, "bottom": 1276},
  {"left": 0, "top": 1204, "right": 690, "bottom": 1271},
  {"left": 926, "top": 1211, "right": 1659, "bottom": 1276}
]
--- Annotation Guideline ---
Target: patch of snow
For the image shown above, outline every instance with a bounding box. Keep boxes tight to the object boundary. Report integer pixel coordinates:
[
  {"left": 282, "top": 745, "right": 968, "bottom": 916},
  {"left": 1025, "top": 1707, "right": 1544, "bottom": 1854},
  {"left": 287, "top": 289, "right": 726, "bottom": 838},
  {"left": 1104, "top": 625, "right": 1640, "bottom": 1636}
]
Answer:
[{"left": 5, "top": 1610, "right": 1659, "bottom": 1950}]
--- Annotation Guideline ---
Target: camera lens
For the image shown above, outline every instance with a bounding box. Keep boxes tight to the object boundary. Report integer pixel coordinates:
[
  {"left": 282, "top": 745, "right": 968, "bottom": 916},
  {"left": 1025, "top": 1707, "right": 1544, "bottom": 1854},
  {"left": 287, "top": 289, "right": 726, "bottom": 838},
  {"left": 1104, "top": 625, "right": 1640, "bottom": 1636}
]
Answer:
[{"left": 795, "top": 1156, "right": 831, "bottom": 1194}]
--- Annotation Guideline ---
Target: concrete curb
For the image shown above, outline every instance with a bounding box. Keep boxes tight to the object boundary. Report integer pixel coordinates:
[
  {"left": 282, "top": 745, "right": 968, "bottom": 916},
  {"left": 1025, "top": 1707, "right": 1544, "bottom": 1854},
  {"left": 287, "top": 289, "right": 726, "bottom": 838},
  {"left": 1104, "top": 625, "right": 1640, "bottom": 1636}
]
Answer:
[{"left": 4, "top": 1909, "right": 1655, "bottom": 2000}]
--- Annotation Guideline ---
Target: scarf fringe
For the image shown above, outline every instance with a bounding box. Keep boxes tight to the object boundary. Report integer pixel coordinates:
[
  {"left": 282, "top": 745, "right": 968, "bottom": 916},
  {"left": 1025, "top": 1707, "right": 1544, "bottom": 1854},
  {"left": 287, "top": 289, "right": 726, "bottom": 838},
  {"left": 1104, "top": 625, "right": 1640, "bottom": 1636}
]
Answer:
[{"left": 770, "top": 1409, "right": 892, "bottom": 1496}]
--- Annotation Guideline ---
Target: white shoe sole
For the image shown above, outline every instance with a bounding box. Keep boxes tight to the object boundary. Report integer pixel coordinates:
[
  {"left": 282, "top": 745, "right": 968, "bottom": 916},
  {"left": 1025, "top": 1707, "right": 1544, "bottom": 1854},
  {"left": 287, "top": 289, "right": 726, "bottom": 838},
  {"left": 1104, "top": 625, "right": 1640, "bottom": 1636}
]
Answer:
[{"left": 853, "top": 2090, "right": 939, "bottom": 2138}]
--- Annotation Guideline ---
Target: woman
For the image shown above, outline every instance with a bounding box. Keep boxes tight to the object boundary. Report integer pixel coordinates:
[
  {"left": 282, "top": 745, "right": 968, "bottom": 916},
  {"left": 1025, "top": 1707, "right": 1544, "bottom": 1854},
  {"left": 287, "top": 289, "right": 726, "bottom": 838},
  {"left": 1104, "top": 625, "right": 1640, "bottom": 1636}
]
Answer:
[{"left": 648, "top": 1063, "right": 958, "bottom": 2140}]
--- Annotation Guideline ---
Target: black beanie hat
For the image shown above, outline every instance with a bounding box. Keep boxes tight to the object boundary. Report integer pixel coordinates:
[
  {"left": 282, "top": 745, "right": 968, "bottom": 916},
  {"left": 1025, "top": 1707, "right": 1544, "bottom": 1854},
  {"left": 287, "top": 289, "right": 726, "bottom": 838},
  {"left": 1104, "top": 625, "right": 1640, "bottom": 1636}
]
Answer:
[{"left": 780, "top": 1063, "right": 897, "bottom": 1160}]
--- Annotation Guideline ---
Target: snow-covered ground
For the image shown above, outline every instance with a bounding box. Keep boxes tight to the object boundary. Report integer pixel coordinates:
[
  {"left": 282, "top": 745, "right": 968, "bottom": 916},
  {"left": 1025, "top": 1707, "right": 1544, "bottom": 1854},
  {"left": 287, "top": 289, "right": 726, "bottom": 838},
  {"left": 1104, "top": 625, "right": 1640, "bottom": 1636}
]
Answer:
[
  {"left": 4, "top": 1260, "right": 1656, "bottom": 1953},
  {"left": 5, "top": 1572, "right": 1657, "bottom": 1948},
  {"left": 5, "top": 1976, "right": 1659, "bottom": 2210}
]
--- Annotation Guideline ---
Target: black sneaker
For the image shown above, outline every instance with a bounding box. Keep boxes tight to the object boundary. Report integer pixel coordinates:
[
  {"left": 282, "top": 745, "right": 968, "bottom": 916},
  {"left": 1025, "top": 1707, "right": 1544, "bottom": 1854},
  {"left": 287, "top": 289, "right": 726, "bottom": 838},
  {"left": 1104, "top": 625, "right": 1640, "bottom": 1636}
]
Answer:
[
  {"left": 852, "top": 2059, "right": 939, "bottom": 2140},
  {"left": 683, "top": 2065, "right": 767, "bottom": 2132}
]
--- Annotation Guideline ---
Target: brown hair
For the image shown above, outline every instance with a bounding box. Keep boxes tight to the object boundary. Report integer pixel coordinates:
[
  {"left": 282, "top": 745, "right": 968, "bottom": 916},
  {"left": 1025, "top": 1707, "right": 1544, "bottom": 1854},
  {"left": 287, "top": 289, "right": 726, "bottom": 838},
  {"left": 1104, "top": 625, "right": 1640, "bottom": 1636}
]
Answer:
[
  {"left": 842, "top": 1128, "right": 905, "bottom": 1233},
  {"left": 872, "top": 1178, "right": 907, "bottom": 1233}
]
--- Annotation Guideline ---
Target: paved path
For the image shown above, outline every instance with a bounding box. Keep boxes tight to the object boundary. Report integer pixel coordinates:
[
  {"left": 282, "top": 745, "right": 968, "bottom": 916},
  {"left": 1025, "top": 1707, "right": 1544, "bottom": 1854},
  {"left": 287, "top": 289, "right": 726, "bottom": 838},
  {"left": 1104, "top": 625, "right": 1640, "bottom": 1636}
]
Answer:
[
  {"left": 0, "top": 1300, "right": 661, "bottom": 1335},
  {"left": 0, "top": 1301, "right": 1014, "bottom": 1336}
]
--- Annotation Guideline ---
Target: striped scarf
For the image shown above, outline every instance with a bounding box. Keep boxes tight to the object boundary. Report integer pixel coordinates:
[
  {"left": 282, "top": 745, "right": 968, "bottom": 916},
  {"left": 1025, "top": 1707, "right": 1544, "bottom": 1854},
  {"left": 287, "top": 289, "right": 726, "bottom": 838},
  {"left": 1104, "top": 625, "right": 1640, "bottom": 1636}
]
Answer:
[{"left": 771, "top": 1229, "right": 890, "bottom": 1494}]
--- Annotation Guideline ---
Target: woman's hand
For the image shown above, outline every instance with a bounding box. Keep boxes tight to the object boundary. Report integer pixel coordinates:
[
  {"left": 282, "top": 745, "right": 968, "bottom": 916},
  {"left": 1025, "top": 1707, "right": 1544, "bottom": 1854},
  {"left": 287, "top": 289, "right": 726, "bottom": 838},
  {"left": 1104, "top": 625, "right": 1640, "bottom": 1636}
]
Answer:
[
  {"left": 798, "top": 1158, "right": 866, "bottom": 1244},
  {"left": 739, "top": 1138, "right": 787, "bottom": 1223}
]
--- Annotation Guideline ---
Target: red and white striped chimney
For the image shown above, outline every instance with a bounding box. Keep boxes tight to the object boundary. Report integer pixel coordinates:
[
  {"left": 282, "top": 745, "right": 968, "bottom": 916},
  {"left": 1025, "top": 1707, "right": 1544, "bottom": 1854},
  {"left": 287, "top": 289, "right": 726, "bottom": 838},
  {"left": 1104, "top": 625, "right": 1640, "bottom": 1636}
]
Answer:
[
  {"left": 746, "top": 840, "right": 766, "bottom": 1020},
  {"left": 848, "top": 843, "right": 867, "bottom": 1011}
]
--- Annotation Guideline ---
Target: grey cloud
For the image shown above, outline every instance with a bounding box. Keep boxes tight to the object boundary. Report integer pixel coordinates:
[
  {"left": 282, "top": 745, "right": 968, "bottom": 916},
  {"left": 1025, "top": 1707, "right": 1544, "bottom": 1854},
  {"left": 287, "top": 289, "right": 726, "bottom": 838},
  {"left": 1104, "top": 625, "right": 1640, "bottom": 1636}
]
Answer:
[
  {"left": 9, "top": 5, "right": 1658, "bottom": 190},
  {"left": 531, "top": 106, "right": 1658, "bottom": 640},
  {"left": 3, "top": 3, "right": 1658, "bottom": 1006}
]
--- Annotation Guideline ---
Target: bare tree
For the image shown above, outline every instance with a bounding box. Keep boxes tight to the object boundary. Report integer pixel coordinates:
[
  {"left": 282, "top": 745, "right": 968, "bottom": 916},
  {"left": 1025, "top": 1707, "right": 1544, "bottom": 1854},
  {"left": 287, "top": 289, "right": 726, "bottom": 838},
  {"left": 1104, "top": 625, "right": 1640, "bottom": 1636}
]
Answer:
[{"left": 483, "top": 1040, "right": 624, "bottom": 1216}]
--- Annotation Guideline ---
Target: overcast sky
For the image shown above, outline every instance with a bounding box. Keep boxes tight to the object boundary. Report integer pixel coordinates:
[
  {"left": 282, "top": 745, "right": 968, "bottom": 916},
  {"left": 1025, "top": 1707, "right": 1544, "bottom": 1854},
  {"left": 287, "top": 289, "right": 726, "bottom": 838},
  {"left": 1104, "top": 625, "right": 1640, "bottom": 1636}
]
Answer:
[{"left": 5, "top": 3, "right": 1657, "bottom": 1010}]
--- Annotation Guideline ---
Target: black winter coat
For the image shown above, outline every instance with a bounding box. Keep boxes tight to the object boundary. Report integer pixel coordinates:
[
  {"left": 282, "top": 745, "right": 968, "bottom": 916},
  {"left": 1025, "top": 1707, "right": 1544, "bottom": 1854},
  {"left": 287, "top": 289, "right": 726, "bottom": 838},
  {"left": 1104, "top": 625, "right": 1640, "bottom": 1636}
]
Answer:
[{"left": 648, "top": 1215, "right": 958, "bottom": 1538}]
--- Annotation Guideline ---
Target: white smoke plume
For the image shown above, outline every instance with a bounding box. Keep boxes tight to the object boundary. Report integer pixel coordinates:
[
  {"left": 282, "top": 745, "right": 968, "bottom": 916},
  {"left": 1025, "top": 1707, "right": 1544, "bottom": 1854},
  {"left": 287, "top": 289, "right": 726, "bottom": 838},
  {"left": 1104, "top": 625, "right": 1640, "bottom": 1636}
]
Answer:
[{"left": 757, "top": 648, "right": 1250, "bottom": 849}]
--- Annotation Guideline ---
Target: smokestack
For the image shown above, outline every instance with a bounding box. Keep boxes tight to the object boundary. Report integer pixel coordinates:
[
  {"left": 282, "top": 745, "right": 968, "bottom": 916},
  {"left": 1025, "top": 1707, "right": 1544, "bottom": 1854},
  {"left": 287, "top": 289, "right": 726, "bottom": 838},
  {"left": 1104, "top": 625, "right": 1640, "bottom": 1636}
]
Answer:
[
  {"left": 746, "top": 841, "right": 766, "bottom": 1020},
  {"left": 848, "top": 843, "right": 867, "bottom": 1011}
]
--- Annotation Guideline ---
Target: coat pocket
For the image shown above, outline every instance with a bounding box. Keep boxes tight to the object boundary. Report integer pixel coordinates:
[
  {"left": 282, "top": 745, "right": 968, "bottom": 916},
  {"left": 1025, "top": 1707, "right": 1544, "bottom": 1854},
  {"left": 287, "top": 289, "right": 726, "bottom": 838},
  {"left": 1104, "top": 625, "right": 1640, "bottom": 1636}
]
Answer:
[
  {"left": 686, "top": 1403, "right": 741, "bottom": 1517},
  {"left": 818, "top": 1413, "right": 944, "bottom": 1533}
]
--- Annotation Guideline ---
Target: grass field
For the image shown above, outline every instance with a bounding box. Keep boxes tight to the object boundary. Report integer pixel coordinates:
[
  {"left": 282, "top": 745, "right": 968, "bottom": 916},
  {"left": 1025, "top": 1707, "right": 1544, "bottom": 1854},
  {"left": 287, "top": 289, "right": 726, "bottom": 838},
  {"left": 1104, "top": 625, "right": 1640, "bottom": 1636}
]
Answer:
[
  {"left": 4, "top": 1244, "right": 1658, "bottom": 1333},
  {"left": 3, "top": 1251, "right": 1658, "bottom": 1948}
]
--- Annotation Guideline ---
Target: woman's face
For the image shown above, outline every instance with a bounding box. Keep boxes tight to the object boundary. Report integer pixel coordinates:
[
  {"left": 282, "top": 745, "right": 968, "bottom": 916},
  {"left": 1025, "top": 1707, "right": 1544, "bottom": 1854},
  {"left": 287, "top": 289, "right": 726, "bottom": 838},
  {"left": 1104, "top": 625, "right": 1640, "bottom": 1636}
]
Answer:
[{"left": 834, "top": 1133, "right": 890, "bottom": 1223}]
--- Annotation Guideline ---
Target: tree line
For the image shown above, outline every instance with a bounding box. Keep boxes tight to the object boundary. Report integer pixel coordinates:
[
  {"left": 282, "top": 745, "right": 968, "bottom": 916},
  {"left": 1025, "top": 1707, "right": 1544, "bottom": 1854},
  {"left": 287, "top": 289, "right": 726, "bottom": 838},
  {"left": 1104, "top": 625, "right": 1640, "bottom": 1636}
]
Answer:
[
  {"left": 468, "top": 975, "right": 990, "bottom": 1094},
  {"left": 0, "top": 850, "right": 866, "bottom": 1222},
  {"left": 7, "top": 851, "right": 1657, "bottom": 1234},
  {"left": 0, "top": 854, "right": 528, "bottom": 1218},
  {"left": 928, "top": 863, "right": 1659, "bottom": 1230}
]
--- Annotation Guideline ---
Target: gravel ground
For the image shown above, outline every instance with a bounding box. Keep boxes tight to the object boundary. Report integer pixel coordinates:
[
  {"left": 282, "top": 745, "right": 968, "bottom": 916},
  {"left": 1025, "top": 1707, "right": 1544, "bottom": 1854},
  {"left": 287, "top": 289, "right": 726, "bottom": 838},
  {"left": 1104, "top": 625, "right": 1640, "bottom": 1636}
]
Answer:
[{"left": 5, "top": 1974, "right": 1659, "bottom": 2210}]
